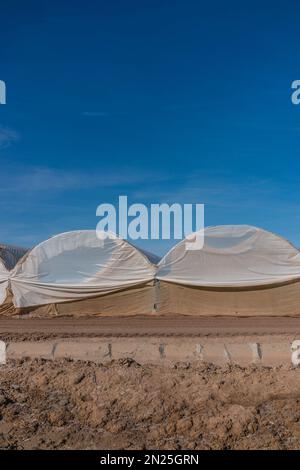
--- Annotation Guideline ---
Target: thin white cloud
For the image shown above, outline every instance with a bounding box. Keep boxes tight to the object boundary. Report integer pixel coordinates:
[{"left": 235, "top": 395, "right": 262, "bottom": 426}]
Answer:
[
  {"left": 0, "top": 126, "right": 19, "bottom": 148},
  {"left": 131, "top": 172, "right": 296, "bottom": 211},
  {"left": 0, "top": 166, "right": 169, "bottom": 193}
]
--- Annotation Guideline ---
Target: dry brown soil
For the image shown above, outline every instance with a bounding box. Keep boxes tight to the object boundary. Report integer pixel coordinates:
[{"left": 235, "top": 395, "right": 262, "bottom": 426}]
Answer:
[{"left": 1, "top": 358, "right": 300, "bottom": 450}]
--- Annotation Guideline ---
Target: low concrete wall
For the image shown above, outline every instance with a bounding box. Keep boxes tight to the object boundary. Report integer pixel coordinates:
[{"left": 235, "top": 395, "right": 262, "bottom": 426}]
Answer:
[{"left": 2, "top": 337, "right": 300, "bottom": 367}]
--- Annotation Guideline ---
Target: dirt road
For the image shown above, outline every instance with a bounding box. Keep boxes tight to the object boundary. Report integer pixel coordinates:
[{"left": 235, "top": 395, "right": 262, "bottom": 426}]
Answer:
[{"left": 1, "top": 315, "right": 300, "bottom": 341}]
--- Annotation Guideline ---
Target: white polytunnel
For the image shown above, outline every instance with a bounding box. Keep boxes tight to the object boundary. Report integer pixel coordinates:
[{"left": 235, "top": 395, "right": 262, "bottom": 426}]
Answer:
[
  {"left": 2, "top": 225, "right": 300, "bottom": 317},
  {"left": 156, "top": 225, "right": 300, "bottom": 316},
  {"left": 0, "top": 244, "right": 28, "bottom": 305},
  {"left": 157, "top": 225, "right": 300, "bottom": 287},
  {"left": 9, "top": 230, "right": 157, "bottom": 309}
]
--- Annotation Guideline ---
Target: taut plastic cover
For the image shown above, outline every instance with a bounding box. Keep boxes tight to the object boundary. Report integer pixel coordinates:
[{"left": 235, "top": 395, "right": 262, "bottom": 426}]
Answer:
[{"left": 157, "top": 225, "right": 300, "bottom": 287}]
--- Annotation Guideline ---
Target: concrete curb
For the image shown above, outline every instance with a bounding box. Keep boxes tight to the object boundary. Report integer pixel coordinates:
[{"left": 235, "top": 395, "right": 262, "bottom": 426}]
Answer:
[{"left": 3, "top": 337, "right": 300, "bottom": 366}]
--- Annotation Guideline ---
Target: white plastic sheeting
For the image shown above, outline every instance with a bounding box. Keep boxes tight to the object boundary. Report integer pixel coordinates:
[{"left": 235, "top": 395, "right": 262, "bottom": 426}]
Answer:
[
  {"left": 157, "top": 225, "right": 300, "bottom": 287},
  {"left": 10, "top": 230, "right": 156, "bottom": 308},
  {"left": 3, "top": 225, "right": 300, "bottom": 310},
  {"left": 0, "top": 260, "right": 8, "bottom": 305},
  {"left": 0, "top": 244, "right": 27, "bottom": 305}
]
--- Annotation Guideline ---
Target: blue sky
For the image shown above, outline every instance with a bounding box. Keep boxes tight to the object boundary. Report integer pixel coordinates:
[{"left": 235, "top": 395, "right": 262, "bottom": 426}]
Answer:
[{"left": 1, "top": 0, "right": 300, "bottom": 255}]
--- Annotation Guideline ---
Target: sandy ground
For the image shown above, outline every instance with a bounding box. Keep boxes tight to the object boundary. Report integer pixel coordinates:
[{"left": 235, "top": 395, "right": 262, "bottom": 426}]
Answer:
[
  {"left": 2, "top": 316, "right": 300, "bottom": 341},
  {"left": 1, "top": 358, "right": 300, "bottom": 450}
]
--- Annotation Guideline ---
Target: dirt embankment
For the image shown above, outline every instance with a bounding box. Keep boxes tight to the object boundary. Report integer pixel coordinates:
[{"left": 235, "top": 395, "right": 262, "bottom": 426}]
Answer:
[{"left": 1, "top": 359, "right": 300, "bottom": 449}]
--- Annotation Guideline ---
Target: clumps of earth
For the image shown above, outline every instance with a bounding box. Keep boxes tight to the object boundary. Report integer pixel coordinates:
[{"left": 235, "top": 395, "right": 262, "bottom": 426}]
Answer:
[{"left": 0, "top": 358, "right": 300, "bottom": 449}]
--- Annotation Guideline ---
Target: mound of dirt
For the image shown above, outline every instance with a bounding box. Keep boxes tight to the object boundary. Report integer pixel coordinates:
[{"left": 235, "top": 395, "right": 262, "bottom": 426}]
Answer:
[{"left": 0, "top": 359, "right": 300, "bottom": 449}]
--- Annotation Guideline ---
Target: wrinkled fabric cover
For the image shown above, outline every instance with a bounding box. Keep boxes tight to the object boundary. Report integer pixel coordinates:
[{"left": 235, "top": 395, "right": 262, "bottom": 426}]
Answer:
[
  {"left": 10, "top": 231, "right": 156, "bottom": 308},
  {"left": 0, "top": 288, "right": 16, "bottom": 315},
  {"left": 157, "top": 225, "right": 300, "bottom": 287},
  {"left": 0, "top": 261, "right": 8, "bottom": 305},
  {"left": 0, "top": 244, "right": 27, "bottom": 306},
  {"left": 7, "top": 282, "right": 155, "bottom": 317}
]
